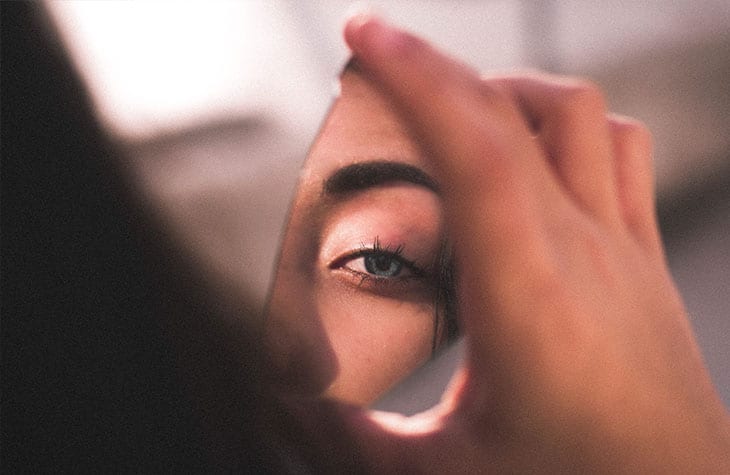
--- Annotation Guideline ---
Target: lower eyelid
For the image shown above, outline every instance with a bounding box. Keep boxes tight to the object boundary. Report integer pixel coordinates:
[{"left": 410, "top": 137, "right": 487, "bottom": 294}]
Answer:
[
  {"left": 333, "top": 266, "right": 420, "bottom": 294},
  {"left": 343, "top": 266, "right": 413, "bottom": 282}
]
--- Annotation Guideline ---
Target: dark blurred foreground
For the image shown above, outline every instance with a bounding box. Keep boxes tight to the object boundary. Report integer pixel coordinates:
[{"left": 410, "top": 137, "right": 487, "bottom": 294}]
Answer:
[{"left": 1, "top": 4, "right": 281, "bottom": 471}]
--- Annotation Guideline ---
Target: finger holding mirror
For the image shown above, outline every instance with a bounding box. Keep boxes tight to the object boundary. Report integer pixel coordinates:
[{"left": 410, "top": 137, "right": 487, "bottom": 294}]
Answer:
[{"left": 265, "top": 60, "right": 458, "bottom": 406}]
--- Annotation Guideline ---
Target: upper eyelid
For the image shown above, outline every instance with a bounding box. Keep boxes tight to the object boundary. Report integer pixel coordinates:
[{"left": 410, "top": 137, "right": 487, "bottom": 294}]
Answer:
[
  {"left": 356, "top": 237, "right": 422, "bottom": 272},
  {"left": 335, "top": 263, "right": 421, "bottom": 296},
  {"left": 361, "top": 236, "right": 403, "bottom": 255},
  {"left": 327, "top": 236, "right": 401, "bottom": 268}
]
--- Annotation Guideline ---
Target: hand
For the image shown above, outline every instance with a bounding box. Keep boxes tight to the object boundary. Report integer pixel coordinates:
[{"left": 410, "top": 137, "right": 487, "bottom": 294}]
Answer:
[{"left": 288, "top": 16, "right": 730, "bottom": 473}]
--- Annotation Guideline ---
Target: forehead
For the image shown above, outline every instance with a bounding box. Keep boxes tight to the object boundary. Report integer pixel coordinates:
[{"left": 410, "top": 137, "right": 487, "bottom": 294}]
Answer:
[{"left": 303, "top": 68, "right": 432, "bottom": 180}]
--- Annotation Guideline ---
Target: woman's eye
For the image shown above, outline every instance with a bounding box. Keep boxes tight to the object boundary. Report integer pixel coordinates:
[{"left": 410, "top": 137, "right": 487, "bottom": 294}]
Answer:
[
  {"left": 327, "top": 243, "right": 438, "bottom": 295},
  {"left": 339, "top": 250, "right": 417, "bottom": 280}
]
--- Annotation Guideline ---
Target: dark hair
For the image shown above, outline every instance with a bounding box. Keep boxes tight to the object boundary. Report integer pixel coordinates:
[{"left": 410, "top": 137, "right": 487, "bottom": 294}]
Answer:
[
  {"left": 432, "top": 242, "right": 459, "bottom": 353},
  {"left": 1, "top": 4, "right": 279, "bottom": 471}
]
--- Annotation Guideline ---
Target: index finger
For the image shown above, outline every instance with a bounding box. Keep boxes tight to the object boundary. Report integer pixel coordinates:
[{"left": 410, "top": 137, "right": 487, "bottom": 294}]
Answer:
[{"left": 345, "top": 16, "right": 551, "bottom": 212}]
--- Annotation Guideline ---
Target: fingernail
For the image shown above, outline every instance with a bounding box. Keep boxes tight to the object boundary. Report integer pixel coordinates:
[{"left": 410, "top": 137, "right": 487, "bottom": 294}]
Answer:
[
  {"left": 344, "top": 14, "right": 403, "bottom": 57},
  {"left": 344, "top": 13, "right": 377, "bottom": 52}
]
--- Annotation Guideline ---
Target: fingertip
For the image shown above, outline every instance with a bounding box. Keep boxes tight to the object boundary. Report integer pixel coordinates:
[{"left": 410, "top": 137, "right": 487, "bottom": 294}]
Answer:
[
  {"left": 344, "top": 14, "right": 414, "bottom": 63},
  {"left": 343, "top": 13, "right": 375, "bottom": 53}
]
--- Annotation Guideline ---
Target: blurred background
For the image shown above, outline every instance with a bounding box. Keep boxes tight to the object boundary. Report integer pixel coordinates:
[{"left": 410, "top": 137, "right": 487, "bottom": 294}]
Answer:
[{"left": 46, "top": 0, "right": 729, "bottom": 410}]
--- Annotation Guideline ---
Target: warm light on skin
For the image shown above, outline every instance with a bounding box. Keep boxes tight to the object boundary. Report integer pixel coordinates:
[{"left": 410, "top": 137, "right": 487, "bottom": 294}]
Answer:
[{"left": 265, "top": 66, "right": 451, "bottom": 405}]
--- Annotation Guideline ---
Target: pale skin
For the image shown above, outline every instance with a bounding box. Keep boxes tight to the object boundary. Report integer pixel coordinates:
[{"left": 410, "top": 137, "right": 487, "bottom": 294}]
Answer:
[{"left": 282, "top": 16, "right": 730, "bottom": 473}]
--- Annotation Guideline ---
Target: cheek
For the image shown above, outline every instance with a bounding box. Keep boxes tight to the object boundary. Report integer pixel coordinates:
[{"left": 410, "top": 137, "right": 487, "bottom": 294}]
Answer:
[
  {"left": 264, "top": 268, "right": 340, "bottom": 395},
  {"left": 318, "top": 285, "right": 436, "bottom": 405}
]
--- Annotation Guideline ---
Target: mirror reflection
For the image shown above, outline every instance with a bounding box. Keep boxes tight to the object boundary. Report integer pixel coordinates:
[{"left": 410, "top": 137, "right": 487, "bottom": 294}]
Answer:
[{"left": 265, "top": 60, "right": 458, "bottom": 405}]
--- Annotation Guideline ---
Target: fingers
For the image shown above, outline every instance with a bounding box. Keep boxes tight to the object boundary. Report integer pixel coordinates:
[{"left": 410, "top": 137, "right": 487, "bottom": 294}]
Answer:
[
  {"left": 338, "top": 19, "right": 730, "bottom": 472},
  {"left": 490, "top": 75, "right": 620, "bottom": 228},
  {"left": 492, "top": 74, "right": 660, "bottom": 250},
  {"left": 494, "top": 74, "right": 659, "bottom": 247},
  {"left": 344, "top": 16, "right": 665, "bottom": 372},
  {"left": 608, "top": 114, "right": 662, "bottom": 254}
]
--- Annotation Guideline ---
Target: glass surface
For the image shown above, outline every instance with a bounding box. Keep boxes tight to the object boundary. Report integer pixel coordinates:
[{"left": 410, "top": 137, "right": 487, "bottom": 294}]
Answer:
[{"left": 264, "top": 61, "right": 460, "bottom": 406}]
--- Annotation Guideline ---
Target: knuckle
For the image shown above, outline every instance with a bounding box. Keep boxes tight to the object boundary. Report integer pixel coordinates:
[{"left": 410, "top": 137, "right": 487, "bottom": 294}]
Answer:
[
  {"left": 557, "top": 78, "right": 607, "bottom": 117},
  {"left": 477, "top": 79, "right": 508, "bottom": 105},
  {"left": 629, "top": 122, "right": 653, "bottom": 152},
  {"left": 610, "top": 115, "right": 654, "bottom": 154},
  {"left": 477, "top": 78, "right": 522, "bottom": 120}
]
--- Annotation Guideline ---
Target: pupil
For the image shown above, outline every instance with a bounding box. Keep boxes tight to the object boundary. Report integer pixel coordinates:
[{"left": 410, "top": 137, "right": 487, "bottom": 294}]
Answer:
[{"left": 375, "top": 255, "right": 390, "bottom": 271}]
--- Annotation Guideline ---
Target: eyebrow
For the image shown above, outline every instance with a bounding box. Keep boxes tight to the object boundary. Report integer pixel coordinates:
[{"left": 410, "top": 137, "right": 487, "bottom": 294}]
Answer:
[{"left": 323, "top": 161, "right": 439, "bottom": 196}]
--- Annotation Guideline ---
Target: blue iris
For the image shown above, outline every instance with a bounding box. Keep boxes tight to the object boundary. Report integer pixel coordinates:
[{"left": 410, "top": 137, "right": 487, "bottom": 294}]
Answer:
[{"left": 364, "top": 253, "right": 403, "bottom": 277}]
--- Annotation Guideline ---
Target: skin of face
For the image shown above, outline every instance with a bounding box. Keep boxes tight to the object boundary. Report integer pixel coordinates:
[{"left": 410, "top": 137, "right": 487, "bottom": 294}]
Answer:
[{"left": 264, "top": 65, "right": 446, "bottom": 406}]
